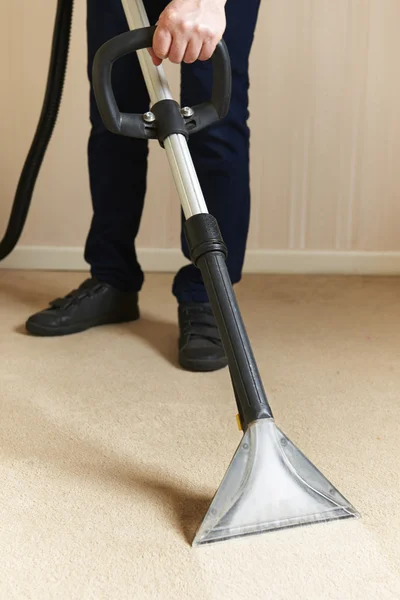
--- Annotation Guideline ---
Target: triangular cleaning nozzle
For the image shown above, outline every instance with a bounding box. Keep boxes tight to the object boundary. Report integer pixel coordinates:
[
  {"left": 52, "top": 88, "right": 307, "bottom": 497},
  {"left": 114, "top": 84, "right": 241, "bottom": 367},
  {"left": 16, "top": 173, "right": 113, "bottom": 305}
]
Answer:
[{"left": 193, "top": 419, "right": 360, "bottom": 546}]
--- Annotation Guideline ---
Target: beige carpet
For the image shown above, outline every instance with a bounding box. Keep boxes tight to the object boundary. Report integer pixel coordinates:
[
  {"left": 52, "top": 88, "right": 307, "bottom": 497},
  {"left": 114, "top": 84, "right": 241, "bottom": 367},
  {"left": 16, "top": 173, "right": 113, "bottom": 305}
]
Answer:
[{"left": 0, "top": 271, "right": 399, "bottom": 600}]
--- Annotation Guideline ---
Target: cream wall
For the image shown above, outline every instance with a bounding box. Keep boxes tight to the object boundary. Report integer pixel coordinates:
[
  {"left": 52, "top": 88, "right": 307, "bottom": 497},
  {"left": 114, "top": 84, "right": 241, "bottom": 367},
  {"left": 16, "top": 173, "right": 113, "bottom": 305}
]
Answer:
[{"left": 1, "top": 0, "right": 400, "bottom": 272}]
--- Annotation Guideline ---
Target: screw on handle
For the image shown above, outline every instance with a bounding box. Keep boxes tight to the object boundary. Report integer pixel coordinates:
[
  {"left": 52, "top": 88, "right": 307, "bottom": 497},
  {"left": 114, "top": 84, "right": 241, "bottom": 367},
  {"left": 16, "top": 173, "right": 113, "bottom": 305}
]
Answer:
[{"left": 92, "top": 26, "right": 232, "bottom": 141}]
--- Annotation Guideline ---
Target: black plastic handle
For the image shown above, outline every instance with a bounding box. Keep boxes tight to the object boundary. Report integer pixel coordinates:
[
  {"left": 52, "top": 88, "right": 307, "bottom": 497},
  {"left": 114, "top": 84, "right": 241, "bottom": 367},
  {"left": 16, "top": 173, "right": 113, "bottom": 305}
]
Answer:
[{"left": 92, "top": 26, "right": 231, "bottom": 140}]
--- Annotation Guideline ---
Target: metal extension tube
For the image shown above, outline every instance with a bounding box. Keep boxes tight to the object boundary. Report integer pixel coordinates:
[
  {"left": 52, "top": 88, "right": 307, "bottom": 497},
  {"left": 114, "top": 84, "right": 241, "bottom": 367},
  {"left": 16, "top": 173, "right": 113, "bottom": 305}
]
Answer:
[{"left": 121, "top": 0, "right": 209, "bottom": 219}]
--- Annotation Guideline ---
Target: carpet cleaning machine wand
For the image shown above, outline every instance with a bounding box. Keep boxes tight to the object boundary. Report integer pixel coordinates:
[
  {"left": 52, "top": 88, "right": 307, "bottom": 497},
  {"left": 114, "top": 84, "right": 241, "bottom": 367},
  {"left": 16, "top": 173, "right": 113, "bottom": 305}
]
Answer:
[
  {"left": 2, "top": 0, "right": 360, "bottom": 545},
  {"left": 93, "top": 0, "right": 360, "bottom": 545}
]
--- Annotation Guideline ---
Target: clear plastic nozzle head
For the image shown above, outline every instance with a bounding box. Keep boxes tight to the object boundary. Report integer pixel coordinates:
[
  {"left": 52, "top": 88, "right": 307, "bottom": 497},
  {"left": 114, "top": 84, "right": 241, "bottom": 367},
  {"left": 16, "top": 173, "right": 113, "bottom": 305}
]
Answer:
[{"left": 193, "top": 419, "right": 359, "bottom": 546}]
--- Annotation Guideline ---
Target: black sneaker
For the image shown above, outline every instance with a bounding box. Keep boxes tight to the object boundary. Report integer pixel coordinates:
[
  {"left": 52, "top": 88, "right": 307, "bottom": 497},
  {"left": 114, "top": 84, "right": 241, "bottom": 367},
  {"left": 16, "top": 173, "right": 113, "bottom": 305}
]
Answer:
[
  {"left": 25, "top": 278, "right": 139, "bottom": 337},
  {"left": 178, "top": 302, "right": 228, "bottom": 372}
]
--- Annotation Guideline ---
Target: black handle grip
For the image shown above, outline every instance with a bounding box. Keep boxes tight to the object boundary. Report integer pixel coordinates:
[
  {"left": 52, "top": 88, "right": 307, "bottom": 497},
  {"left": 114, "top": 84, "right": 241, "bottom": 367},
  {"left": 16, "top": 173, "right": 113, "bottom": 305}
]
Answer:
[{"left": 92, "top": 26, "right": 231, "bottom": 140}]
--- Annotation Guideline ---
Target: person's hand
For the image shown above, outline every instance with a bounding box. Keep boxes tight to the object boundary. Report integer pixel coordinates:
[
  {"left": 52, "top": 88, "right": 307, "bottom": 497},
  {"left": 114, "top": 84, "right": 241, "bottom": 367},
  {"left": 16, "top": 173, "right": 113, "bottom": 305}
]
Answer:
[{"left": 149, "top": 0, "right": 226, "bottom": 65}]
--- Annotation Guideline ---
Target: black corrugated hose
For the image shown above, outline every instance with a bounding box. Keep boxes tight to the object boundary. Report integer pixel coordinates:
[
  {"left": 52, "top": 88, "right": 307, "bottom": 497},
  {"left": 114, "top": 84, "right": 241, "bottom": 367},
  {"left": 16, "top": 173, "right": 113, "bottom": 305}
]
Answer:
[{"left": 0, "top": 0, "right": 74, "bottom": 260}]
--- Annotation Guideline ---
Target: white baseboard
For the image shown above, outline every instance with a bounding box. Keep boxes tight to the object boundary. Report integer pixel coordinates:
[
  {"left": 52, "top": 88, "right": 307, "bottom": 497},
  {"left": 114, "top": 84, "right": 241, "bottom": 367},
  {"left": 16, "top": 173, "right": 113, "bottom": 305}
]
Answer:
[{"left": 2, "top": 246, "right": 400, "bottom": 275}]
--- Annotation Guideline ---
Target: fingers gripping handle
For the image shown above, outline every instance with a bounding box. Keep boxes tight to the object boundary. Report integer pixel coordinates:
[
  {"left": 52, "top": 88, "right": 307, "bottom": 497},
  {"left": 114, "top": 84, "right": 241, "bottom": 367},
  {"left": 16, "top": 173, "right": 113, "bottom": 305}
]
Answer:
[{"left": 92, "top": 26, "right": 232, "bottom": 140}]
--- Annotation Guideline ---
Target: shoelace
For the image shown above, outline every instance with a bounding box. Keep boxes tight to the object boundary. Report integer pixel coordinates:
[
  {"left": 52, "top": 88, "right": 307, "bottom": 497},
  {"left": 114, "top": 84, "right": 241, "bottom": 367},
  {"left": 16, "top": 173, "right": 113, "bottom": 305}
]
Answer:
[
  {"left": 49, "top": 279, "right": 104, "bottom": 311},
  {"left": 182, "top": 305, "right": 222, "bottom": 345}
]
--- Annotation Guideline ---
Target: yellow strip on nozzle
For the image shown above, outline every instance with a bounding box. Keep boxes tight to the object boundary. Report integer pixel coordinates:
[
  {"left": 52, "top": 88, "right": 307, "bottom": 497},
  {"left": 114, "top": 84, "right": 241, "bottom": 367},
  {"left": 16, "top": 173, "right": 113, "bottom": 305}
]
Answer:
[{"left": 236, "top": 414, "right": 242, "bottom": 431}]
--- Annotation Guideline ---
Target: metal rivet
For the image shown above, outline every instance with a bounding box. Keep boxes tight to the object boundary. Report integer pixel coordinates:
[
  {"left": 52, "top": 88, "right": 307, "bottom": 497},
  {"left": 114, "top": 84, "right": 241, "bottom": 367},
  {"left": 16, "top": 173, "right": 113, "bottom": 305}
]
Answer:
[
  {"left": 181, "top": 106, "right": 194, "bottom": 118},
  {"left": 281, "top": 438, "right": 287, "bottom": 447},
  {"left": 243, "top": 443, "right": 249, "bottom": 450},
  {"left": 143, "top": 111, "right": 155, "bottom": 123}
]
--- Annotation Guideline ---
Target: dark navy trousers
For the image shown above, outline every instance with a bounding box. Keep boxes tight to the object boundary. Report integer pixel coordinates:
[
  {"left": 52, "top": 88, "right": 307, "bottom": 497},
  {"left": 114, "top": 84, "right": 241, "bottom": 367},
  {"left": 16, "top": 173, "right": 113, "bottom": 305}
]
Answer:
[{"left": 85, "top": 0, "right": 260, "bottom": 303}]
